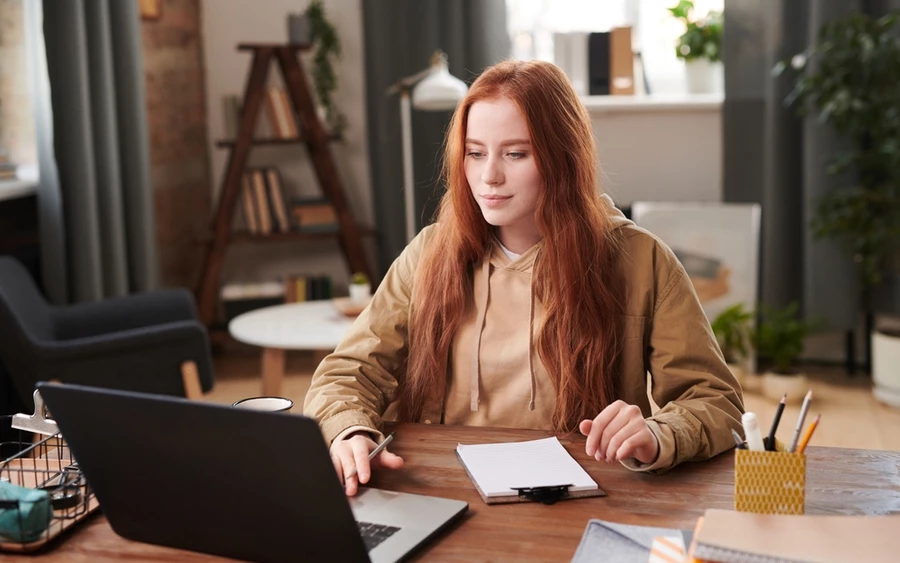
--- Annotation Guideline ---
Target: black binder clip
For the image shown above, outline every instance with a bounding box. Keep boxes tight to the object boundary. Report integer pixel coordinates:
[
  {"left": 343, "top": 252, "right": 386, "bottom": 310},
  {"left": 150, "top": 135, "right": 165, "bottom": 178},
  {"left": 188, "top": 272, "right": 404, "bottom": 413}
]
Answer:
[{"left": 511, "top": 484, "right": 572, "bottom": 505}]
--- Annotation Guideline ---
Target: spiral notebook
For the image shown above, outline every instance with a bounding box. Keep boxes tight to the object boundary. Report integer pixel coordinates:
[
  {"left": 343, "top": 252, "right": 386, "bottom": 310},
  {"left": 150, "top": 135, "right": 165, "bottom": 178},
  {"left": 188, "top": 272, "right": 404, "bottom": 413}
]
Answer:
[
  {"left": 692, "top": 508, "right": 900, "bottom": 563},
  {"left": 455, "top": 437, "right": 606, "bottom": 504}
]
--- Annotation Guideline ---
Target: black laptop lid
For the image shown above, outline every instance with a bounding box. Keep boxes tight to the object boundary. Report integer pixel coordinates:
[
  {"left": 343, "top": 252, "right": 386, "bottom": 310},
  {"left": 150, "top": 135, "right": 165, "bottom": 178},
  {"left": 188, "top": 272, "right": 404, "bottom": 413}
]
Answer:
[{"left": 37, "top": 382, "right": 369, "bottom": 563}]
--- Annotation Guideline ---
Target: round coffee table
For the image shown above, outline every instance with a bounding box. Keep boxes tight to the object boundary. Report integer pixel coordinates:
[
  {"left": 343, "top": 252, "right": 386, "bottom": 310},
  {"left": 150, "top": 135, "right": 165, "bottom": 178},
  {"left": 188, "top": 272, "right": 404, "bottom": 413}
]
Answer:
[{"left": 228, "top": 300, "right": 356, "bottom": 396}]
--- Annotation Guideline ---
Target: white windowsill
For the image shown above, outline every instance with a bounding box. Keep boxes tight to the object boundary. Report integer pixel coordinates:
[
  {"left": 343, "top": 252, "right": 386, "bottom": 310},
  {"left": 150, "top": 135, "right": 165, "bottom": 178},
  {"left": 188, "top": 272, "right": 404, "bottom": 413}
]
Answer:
[
  {"left": 580, "top": 93, "right": 723, "bottom": 113},
  {"left": 0, "top": 167, "right": 39, "bottom": 202}
]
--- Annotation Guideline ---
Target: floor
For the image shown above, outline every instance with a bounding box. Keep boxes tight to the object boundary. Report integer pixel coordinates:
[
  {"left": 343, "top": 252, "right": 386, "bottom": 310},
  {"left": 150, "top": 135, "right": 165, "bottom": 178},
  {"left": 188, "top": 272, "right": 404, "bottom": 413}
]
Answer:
[{"left": 208, "top": 348, "right": 900, "bottom": 452}]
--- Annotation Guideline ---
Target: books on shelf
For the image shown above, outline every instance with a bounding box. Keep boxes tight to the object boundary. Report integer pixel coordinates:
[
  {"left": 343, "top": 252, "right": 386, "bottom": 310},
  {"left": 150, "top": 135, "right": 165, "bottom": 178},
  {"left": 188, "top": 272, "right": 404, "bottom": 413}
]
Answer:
[
  {"left": 264, "top": 86, "right": 299, "bottom": 139},
  {"left": 221, "top": 88, "right": 296, "bottom": 142},
  {"left": 220, "top": 275, "right": 333, "bottom": 319},
  {"left": 283, "top": 274, "right": 333, "bottom": 303},
  {"left": 234, "top": 167, "right": 291, "bottom": 235},
  {"left": 553, "top": 26, "right": 639, "bottom": 96},
  {"left": 290, "top": 198, "right": 338, "bottom": 231}
]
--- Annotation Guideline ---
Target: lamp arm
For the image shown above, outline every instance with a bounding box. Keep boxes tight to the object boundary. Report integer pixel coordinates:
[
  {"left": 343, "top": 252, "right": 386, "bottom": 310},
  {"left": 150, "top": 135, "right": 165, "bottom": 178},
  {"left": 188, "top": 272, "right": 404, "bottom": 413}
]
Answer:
[
  {"left": 385, "top": 66, "right": 434, "bottom": 96},
  {"left": 400, "top": 90, "right": 416, "bottom": 242}
]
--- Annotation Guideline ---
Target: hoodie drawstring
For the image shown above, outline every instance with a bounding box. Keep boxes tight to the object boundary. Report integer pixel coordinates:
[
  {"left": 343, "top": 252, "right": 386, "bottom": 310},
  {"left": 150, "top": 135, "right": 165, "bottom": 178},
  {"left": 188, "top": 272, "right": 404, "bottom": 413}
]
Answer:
[
  {"left": 527, "top": 278, "right": 536, "bottom": 411},
  {"left": 470, "top": 251, "right": 491, "bottom": 411}
]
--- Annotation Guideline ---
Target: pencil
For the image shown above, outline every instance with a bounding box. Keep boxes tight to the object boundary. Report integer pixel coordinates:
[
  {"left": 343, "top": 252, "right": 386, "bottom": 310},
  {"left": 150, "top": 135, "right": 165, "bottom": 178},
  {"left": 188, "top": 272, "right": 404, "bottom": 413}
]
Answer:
[
  {"left": 788, "top": 390, "right": 813, "bottom": 453},
  {"left": 344, "top": 432, "right": 395, "bottom": 481},
  {"left": 797, "top": 414, "right": 821, "bottom": 454},
  {"left": 766, "top": 393, "right": 787, "bottom": 451}
]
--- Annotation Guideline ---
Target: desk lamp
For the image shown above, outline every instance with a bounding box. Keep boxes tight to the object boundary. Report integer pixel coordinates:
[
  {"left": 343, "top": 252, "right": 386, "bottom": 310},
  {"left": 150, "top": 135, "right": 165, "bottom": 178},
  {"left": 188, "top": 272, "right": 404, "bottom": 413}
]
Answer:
[{"left": 387, "top": 51, "right": 468, "bottom": 242}]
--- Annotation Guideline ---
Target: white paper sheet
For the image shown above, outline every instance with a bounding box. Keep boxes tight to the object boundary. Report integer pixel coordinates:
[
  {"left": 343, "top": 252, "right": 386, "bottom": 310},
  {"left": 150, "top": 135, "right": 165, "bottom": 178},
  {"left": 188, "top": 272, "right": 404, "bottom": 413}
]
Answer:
[{"left": 456, "top": 437, "right": 598, "bottom": 498}]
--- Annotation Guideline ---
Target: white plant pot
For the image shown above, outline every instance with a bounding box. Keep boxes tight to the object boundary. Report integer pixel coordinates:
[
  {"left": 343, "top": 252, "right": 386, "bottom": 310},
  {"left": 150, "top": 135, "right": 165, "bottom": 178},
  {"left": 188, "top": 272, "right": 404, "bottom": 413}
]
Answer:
[
  {"left": 761, "top": 371, "right": 808, "bottom": 404},
  {"left": 872, "top": 329, "right": 900, "bottom": 408},
  {"left": 685, "top": 59, "right": 723, "bottom": 94},
  {"left": 348, "top": 282, "right": 371, "bottom": 305}
]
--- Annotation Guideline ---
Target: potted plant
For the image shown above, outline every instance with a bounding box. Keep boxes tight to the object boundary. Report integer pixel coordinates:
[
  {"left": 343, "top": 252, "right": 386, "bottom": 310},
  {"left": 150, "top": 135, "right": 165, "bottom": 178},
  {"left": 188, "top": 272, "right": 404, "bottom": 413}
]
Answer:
[
  {"left": 776, "top": 11, "right": 900, "bottom": 407},
  {"left": 348, "top": 272, "right": 371, "bottom": 305},
  {"left": 668, "top": 0, "right": 723, "bottom": 93},
  {"left": 306, "top": 0, "right": 346, "bottom": 134},
  {"left": 710, "top": 303, "right": 755, "bottom": 385},
  {"left": 754, "top": 302, "right": 820, "bottom": 403}
]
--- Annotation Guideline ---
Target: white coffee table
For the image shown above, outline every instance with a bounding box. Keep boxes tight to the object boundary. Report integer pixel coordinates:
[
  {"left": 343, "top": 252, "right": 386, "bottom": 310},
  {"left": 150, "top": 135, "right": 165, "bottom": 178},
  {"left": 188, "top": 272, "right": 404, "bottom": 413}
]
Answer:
[{"left": 228, "top": 300, "right": 356, "bottom": 396}]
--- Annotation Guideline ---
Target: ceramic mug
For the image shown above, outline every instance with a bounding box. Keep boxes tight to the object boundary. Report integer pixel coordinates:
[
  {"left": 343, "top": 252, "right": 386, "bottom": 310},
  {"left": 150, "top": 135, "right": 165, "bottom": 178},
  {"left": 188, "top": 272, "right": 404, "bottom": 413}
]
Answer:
[{"left": 232, "top": 396, "right": 294, "bottom": 413}]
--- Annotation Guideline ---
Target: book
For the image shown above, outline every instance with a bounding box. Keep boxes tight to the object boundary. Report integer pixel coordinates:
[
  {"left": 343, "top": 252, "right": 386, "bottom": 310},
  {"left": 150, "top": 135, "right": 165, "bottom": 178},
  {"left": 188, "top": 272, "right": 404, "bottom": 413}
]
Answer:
[
  {"left": 610, "top": 26, "right": 635, "bottom": 95},
  {"left": 264, "top": 87, "right": 298, "bottom": 139},
  {"left": 571, "top": 519, "right": 691, "bottom": 563},
  {"left": 691, "top": 508, "right": 900, "bottom": 563},
  {"left": 250, "top": 169, "right": 272, "bottom": 234},
  {"left": 455, "top": 437, "right": 606, "bottom": 504},
  {"left": 264, "top": 168, "right": 291, "bottom": 233},
  {"left": 588, "top": 32, "right": 610, "bottom": 95},
  {"left": 240, "top": 173, "right": 259, "bottom": 234},
  {"left": 290, "top": 198, "right": 338, "bottom": 228}
]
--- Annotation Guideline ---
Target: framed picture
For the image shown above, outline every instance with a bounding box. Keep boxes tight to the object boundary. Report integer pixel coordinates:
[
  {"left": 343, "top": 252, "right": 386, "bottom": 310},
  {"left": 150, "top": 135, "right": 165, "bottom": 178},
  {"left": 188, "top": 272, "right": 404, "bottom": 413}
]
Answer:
[
  {"left": 631, "top": 202, "right": 762, "bottom": 324},
  {"left": 139, "top": 0, "right": 163, "bottom": 20}
]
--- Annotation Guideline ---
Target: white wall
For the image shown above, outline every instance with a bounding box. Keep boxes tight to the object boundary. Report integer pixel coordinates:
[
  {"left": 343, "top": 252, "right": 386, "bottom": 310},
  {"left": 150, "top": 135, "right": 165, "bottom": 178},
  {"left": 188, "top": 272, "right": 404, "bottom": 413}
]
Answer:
[
  {"left": 201, "top": 0, "right": 372, "bottom": 292},
  {"left": 583, "top": 94, "right": 723, "bottom": 206}
]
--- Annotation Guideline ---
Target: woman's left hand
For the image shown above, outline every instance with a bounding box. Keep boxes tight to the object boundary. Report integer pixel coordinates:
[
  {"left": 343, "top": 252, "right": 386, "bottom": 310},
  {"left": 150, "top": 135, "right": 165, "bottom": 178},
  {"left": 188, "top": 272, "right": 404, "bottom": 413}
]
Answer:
[{"left": 579, "top": 400, "right": 660, "bottom": 465}]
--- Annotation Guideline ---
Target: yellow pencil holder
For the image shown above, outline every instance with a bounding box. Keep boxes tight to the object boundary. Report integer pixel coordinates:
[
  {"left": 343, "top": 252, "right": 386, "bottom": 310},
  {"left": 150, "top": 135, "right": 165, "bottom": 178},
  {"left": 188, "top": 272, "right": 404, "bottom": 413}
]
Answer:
[{"left": 734, "top": 443, "right": 806, "bottom": 515}]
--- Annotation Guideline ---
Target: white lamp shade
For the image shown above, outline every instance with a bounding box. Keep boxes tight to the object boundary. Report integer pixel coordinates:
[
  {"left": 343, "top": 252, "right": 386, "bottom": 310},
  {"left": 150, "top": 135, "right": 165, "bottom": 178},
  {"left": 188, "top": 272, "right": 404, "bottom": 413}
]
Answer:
[{"left": 412, "top": 63, "right": 468, "bottom": 111}]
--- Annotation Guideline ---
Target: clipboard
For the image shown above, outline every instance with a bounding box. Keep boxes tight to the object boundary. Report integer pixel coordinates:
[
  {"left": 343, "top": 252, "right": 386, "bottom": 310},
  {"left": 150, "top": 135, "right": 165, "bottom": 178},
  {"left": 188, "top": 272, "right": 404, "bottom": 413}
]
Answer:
[{"left": 454, "top": 445, "right": 607, "bottom": 505}]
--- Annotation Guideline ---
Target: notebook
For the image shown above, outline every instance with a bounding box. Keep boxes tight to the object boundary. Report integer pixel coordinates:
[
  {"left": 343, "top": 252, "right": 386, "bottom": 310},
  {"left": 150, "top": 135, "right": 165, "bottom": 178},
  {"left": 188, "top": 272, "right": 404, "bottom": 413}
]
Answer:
[
  {"left": 455, "top": 437, "right": 606, "bottom": 504},
  {"left": 570, "top": 519, "right": 692, "bottom": 563},
  {"left": 692, "top": 508, "right": 900, "bottom": 563}
]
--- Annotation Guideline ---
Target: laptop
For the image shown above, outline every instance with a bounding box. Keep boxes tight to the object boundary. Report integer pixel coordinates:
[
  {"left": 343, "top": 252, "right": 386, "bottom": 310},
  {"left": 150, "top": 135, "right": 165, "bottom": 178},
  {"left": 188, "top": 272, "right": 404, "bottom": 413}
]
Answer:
[{"left": 37, "top": 382, "right": 468, "bottom": 563}]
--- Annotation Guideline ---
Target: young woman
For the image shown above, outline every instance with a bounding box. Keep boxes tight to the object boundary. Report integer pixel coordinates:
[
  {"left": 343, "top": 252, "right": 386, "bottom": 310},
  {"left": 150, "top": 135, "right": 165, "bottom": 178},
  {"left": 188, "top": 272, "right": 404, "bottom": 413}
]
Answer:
[{"left": 304, "top": 60, "right": 744, "bottom": 495}]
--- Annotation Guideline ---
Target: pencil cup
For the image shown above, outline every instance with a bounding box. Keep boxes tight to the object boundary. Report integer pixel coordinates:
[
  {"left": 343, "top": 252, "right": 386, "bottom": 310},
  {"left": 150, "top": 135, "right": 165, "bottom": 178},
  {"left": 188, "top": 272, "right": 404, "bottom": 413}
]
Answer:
[{"left": 734, "top": 442, "right": 806, "bottom": 515}]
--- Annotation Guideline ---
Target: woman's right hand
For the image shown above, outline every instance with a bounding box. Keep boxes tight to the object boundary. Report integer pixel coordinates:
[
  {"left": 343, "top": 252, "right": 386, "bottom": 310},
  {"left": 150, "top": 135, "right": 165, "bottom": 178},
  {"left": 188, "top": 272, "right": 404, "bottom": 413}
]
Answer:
[{"left": 330, "top": 431, "right": 404, "bottom": 496}]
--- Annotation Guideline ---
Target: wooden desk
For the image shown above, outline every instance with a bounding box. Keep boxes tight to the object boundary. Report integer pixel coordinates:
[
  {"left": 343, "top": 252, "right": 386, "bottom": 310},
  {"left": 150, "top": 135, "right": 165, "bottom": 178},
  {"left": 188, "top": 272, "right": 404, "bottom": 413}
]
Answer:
[{"left": 10, "top": 424, "right": 900, "bottom": 562}]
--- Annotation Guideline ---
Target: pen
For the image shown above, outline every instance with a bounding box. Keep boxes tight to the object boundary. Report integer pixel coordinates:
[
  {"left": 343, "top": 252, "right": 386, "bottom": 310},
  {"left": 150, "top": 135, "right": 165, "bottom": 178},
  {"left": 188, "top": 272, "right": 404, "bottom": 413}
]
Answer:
[
  {"left": 766, "top": 393, "right": 787, "bottom": 451},
  {"left": 344, "top": 432, "right": 396, "bottom": 481},
  {"left": 788, "top": 390, "right": 813, "bottom": 453},
  {"left": 730, "top": 428, "right": 746, "bottom": 450},
  {"left": 797, "top": 414, "right": 821, "bottom": 454}
]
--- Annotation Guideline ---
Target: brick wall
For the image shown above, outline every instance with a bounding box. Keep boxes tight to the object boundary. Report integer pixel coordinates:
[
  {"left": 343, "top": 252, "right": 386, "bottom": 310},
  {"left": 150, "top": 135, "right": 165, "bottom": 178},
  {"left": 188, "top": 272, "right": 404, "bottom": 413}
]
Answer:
[
  {"left": 0, "top": 0, "right": 36, "bottom": 169},
  {"left": 141, "top": 0, "right": 212, "bottom": 289}
]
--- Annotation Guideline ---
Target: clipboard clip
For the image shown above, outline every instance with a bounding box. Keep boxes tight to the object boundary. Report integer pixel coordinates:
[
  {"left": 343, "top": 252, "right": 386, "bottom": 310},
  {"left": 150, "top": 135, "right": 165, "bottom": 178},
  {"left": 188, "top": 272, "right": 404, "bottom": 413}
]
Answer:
[{"left": 511, "top": 484, "right": 572, "bottom": 505}]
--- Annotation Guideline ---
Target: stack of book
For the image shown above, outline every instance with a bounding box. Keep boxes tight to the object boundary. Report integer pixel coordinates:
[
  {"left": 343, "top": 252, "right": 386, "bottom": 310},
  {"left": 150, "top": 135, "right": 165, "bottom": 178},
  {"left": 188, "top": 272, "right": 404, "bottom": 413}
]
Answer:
[
  {"left": 219, "top": 281, "right": 285, "bottom": 321},
  {"left": 290, "top": 198, "right": 338, "bottom": 232}
]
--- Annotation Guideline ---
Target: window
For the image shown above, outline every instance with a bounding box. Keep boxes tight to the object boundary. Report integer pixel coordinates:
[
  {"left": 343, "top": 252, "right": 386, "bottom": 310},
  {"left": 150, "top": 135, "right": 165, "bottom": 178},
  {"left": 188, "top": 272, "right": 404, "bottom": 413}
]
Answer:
[{"left": 506, "top": 0, "right": 724, "bottom": 95}]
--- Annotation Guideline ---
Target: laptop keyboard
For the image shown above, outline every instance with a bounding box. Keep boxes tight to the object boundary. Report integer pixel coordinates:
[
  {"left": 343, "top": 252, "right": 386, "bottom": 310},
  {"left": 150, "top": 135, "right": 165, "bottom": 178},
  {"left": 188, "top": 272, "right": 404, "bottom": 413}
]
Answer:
[{"left": 357, "top": 521, "right": 401, "bottom": 551}]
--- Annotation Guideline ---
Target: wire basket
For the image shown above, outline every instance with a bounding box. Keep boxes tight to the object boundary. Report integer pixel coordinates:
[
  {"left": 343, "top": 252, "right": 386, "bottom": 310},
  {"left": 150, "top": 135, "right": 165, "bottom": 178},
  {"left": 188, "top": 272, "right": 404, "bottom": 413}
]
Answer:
[{"left": 0, "top": 412, "right": 98, "bottom": 552}]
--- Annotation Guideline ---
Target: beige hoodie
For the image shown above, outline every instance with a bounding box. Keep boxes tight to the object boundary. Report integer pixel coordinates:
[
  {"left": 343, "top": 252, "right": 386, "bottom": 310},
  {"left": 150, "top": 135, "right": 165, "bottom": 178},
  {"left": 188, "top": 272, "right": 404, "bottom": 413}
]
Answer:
[{"left": 304, "top": 202, "right": 745, "bottom": 473}]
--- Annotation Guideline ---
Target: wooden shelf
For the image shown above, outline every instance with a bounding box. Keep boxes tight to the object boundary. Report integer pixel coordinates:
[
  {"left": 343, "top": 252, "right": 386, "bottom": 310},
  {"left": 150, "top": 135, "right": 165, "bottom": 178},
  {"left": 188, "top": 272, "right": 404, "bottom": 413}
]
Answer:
[
  {"left": 215, "top": 134, "right": 341, "bottom": 149},
  {"left": 230, "top": 227, "right": 376, "bottom": 244},
  {"left": 238, "top": 43, "right": 311, "bottom": 52},
  {"left": 196, "top": 44, "right": 374, "bottom": 327}
]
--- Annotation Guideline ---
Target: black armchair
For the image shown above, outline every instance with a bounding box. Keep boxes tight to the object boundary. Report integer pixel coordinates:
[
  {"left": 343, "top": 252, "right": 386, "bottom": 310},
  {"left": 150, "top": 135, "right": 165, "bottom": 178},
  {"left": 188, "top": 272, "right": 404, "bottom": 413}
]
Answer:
[{"left": 0, "top": 256, "right": 215, "bottom": 413}]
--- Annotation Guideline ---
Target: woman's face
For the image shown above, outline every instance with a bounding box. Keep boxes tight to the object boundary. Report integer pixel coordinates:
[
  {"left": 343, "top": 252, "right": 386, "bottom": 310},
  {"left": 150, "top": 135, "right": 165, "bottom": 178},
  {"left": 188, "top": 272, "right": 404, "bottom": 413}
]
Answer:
[{"left": 464, "top": 97, "right": 542, "bottom": 249}]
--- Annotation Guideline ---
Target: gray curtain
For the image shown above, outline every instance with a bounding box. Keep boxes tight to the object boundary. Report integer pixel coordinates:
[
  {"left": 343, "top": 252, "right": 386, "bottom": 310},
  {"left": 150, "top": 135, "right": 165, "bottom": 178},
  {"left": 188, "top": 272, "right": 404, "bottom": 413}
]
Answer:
[
  {"left": 26, "top": 0, "right": 157, "bottom": 304},
  {"left": 722, "top": 0, "right": 900, "bottom": 330},
  {"left": 362, "top": 0, "right": 510, "bottom": 274}
]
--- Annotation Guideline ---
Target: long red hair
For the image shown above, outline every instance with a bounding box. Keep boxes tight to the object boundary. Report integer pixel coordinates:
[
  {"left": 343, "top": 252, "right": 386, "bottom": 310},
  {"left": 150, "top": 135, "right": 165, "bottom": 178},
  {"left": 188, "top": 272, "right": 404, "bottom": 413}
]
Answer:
[{"left": 396, "top": 60, "right": 625, "bottom": 432}]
